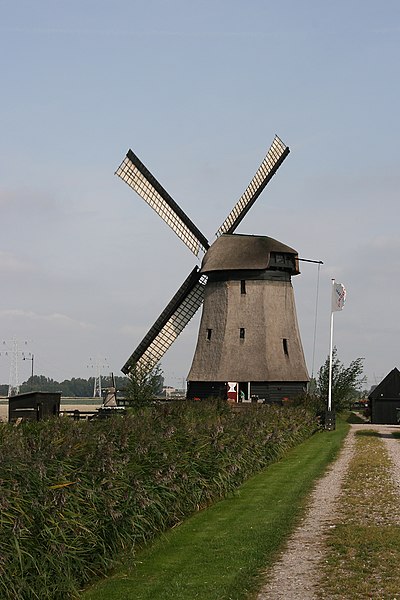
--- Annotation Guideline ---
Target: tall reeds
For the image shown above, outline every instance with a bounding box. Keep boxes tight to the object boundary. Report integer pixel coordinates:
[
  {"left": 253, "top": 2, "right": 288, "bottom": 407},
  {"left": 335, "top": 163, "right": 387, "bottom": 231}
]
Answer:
[{"left": 0, "top": 402, "right": 318, "bottom": 599}]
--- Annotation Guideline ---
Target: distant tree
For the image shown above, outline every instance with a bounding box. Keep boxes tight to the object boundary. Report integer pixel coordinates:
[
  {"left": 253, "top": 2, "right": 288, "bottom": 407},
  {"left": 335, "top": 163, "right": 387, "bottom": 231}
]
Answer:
[
  {"left": 307, "top": 377, "right": 317, "bottom": 395},
  {"left": 19, "top": 375, "right": 61, "bottom": 394},
  {"left": 60, "top": 378, "right": 93, "bottom": 397},
  {"left": 114, "top": 375, "right": 129, "bottom": 393},
  {"left": 123, "top": 362, "right": 164, "bottom": 407},
  {"left": 0, "top": 373, "right": 147, "bottom": 398},
  {"left": 317, "top": 348, "right": 365, "bottom": 412}
]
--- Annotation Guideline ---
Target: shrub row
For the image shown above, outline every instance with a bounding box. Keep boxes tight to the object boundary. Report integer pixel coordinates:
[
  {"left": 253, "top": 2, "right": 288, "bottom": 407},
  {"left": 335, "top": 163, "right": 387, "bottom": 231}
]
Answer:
[{"left": 0, "top": 402, "right": 318, "bottom": 599}]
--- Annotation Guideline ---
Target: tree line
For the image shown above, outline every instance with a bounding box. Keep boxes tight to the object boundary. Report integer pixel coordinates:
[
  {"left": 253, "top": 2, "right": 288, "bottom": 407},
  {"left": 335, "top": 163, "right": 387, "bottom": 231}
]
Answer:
[{"left": 0, "top": 375, "right": 136, "bottom": 398}]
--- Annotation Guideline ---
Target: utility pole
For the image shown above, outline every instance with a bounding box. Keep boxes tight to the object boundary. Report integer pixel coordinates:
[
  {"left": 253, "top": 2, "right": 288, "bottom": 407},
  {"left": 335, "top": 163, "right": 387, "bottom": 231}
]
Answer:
[
  {"left": 9, "top": 339, "right": 19, "bottom": 396},
  {"left": 23, "top": 353, "right": 34, "bottom": 379},
  {"left": 1, "top": 339, "right": 31, "bottom": 396},
  {"left": 87, "top": 357, "right": 109, "bottom": 398}
]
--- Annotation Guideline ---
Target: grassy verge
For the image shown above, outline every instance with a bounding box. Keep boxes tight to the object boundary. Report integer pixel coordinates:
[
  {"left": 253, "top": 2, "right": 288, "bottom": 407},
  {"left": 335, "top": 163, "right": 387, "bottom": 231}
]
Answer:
[
  {"left": 320, "top": 429, "right": 400, "bottom": 598},
  {"left": 345, "top": 411, "right": 367, "bottom": 424},
  {"left": 83, "top": 419, "right": 349, "bottom": 600}
]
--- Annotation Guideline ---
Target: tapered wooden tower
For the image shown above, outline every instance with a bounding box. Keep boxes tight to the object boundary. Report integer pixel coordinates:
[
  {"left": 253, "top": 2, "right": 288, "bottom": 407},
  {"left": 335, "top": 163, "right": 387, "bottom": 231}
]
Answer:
[
  {"left": 115, "top": 135, "right": 309, "bottom": 402},
  {"left": 187, "top": 234, "right": 308, "bottom": 400}
]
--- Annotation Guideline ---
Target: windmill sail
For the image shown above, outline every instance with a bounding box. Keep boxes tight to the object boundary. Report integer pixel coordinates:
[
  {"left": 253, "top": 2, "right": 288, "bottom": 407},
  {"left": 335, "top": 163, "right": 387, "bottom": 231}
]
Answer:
[
  {"left": 122, "top": 267, "right": 207, "bottom": 374},
  {"left": 216, "top": 135, "right": 290, "bottom": 237},
  {"left": 116, "top": 150, "right": 209, "bottom": 257},
  {"left": 116, "top": 135, "right": 296, "bottom": 389}
]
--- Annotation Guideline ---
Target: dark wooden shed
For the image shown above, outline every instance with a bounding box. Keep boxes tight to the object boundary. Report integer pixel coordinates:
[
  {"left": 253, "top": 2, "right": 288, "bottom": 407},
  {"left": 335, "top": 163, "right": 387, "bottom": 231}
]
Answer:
[
  {"left": 8, "top": 391, "right": 61, "bottom": 423},
  {"left": 369, "top": 368, "right": 400, "bottom": 424}
]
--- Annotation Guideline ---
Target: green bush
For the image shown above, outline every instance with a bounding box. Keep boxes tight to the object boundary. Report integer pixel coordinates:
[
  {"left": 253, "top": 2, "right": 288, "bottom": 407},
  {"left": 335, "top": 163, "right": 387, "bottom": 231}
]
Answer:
[{"left": 0, "top": 402, "right": 318, "bottom": 599}]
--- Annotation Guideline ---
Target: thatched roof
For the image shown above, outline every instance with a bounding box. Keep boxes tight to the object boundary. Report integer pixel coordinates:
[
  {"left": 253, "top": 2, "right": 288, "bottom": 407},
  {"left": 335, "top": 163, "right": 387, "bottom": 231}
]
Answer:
[{"left": 201, "top": 234, "right": 298, "bottom": 274}]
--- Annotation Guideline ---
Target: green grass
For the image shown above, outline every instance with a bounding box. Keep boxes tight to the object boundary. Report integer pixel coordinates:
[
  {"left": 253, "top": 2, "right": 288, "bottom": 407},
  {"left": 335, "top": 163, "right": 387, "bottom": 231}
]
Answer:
[
  {"left": 320, "top": 429, "right": 400, "bottom": 599},
  {"left": 83, "top": 419, "right": 349, "bottom": 600},
  {"left": 345, "top": 411, "right": 367, "bottom": 424}
]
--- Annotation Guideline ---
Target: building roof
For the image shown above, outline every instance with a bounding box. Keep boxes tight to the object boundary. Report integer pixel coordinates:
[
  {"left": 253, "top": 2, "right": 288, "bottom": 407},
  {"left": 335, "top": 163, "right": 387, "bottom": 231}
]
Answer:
[
  {"left": 201, "top": 234, "right": 299, "bottom": 274},
  {"left": 369, "top": 368, "right": 400, "bottom": 400},
  {"left": 9, "top": 391, "right": 62, "bottom": 399}
]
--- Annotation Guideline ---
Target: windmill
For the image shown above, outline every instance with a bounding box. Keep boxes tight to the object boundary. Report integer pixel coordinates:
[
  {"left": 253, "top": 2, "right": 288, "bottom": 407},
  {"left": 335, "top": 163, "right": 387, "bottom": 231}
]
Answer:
[{"left": 115, "top": 135, "right": 309, "bottom": 402}]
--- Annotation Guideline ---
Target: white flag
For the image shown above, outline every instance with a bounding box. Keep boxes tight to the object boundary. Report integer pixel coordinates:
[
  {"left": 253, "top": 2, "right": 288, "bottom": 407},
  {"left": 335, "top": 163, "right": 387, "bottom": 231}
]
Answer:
[{"left": 332, "top": 282, "right": 346, "bottom": 312}]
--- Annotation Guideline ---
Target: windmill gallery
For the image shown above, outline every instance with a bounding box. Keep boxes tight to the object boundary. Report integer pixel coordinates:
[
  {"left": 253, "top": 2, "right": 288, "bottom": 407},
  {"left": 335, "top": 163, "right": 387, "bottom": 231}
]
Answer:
[{"left": 115, "top": 136, "right": 309, "bottom": 403}]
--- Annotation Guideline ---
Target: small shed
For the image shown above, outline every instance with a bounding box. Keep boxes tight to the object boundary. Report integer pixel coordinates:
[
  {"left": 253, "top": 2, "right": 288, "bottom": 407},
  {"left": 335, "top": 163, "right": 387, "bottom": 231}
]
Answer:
[
  {"left": 8, "top": 391, "right": 61, "bottom": 423},
  {"left": 369, "top": 368, "right": 400, "bottom": 424}
]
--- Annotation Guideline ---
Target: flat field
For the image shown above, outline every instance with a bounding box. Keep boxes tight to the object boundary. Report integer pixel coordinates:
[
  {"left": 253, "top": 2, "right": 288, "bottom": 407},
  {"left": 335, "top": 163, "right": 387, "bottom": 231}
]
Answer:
[{"left": 0, "top": 398, "right": 102, "bottom": 422}]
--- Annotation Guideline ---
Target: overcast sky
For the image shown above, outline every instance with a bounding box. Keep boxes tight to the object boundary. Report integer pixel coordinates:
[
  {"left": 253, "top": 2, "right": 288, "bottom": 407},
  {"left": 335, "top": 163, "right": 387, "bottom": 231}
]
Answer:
[{"left": 1, "top": 1, "right": 399, "bottom": 389}]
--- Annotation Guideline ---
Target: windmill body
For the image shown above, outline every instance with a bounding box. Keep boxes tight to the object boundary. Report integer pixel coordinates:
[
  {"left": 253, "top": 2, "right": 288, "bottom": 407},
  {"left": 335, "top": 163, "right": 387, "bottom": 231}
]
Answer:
[
  {"left": 115, "top": 135, "right": 309, "bottom": 402},
  {"left": 187, "top": 234, "right": 308, "bottom": 401}
]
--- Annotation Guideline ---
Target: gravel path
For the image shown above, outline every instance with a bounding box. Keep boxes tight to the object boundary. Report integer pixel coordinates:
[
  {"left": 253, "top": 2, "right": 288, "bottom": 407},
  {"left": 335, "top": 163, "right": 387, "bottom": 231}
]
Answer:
[
  {"left": 380, "top": 426, "right": 400, "bottom": 505},
  {"left": 256, "top": 424, "right": 400, "bottom": 600}
]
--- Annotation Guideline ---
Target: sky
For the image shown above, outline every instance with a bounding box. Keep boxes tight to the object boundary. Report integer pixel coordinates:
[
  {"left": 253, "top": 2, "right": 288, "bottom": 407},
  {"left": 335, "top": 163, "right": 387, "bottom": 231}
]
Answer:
[{"left": 1, "top": 1, "right": 399, "bottom": 390}]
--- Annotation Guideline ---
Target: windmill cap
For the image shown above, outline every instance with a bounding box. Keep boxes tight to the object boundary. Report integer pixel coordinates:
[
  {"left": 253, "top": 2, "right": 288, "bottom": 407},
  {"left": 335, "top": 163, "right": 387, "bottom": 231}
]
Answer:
[{"left": 200, "top": 234, "right": 299, "bottom": 274}]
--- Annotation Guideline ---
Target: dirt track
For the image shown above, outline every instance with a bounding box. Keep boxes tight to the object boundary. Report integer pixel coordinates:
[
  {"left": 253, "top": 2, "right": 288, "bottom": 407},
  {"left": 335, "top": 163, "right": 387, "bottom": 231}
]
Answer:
[{"left": 256, "top": 424, "right": 400, "bottom": 599}]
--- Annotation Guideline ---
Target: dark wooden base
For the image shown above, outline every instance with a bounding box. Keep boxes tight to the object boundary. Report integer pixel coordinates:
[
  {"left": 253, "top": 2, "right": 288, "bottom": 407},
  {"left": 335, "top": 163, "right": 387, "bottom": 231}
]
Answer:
[{"left": 324, "top": 410, "right": 336, "bottom": 430}]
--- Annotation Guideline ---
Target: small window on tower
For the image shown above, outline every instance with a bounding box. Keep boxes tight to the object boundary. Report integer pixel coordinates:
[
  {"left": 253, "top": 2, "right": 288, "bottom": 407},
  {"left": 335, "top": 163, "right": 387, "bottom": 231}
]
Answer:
[
  {"left": 206, "top": 328, "right": 212, "bottom": 341},
  {"left": 240, "top": 328, "right": 245, "bottom": 339},
  {"left": 241, "top": 280, "right": 246, "bottom": 294},
  {"left": 283, "top": 338, "right": 288, "bottom": 355}
]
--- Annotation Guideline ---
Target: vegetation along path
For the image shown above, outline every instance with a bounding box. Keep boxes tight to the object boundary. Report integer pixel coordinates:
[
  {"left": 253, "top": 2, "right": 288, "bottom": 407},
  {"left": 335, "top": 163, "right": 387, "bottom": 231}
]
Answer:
[
  {"left": 257, "top": 423, "right": 400, "bottom": 599},
  {"left": 84, "top": 421, "right": 400, "bottom": 599},
  {"left": 83, "top": 421, "right": 348, "bottom": 600}
]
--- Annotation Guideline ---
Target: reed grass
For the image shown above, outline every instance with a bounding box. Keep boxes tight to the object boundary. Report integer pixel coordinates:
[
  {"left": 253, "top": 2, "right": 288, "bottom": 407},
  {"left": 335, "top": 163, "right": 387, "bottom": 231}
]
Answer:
[
  {"left": 83, "top": 418, "right": 349, "bottom": 600},
  {"left": 0, "top": 401, "right": 318, "bottom": 599}
]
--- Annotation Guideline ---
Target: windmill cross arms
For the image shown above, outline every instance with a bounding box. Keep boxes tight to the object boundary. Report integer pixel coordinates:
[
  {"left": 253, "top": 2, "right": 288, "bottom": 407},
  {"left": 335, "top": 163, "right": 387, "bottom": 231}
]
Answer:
[
  {"left": 115, "top": 150, "right": 209, "bottom": 257},
  {"left": 216, "top": 135, "right": 290, "bottom": 237},
  {"left": 122, "top": 267, "right": 207, "bottom": 375}
]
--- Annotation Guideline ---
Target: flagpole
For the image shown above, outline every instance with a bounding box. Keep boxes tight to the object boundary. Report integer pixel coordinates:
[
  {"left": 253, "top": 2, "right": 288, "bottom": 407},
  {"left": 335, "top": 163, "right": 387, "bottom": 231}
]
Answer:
[
  {"left": 327, "top": 278, "right": 335, "bottom": 411},
  {"left": 326, "top": 278, "right": 346, "bottom": 429}
]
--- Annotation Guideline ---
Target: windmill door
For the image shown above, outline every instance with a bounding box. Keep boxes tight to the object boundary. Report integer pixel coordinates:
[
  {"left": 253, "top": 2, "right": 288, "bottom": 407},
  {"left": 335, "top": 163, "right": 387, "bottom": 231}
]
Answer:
[{"left": 227, "top": 382, "right": 238, "bottom": 403}]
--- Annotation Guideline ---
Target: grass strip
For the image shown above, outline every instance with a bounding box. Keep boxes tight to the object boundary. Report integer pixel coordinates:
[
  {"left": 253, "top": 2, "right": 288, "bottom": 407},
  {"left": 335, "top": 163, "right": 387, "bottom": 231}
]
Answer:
[
  {"left": 83, "top": 419, "right": 349, "bottom": 600},
  {"left": 320, "top": 429, "right": 400, "bottom": 599}
]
